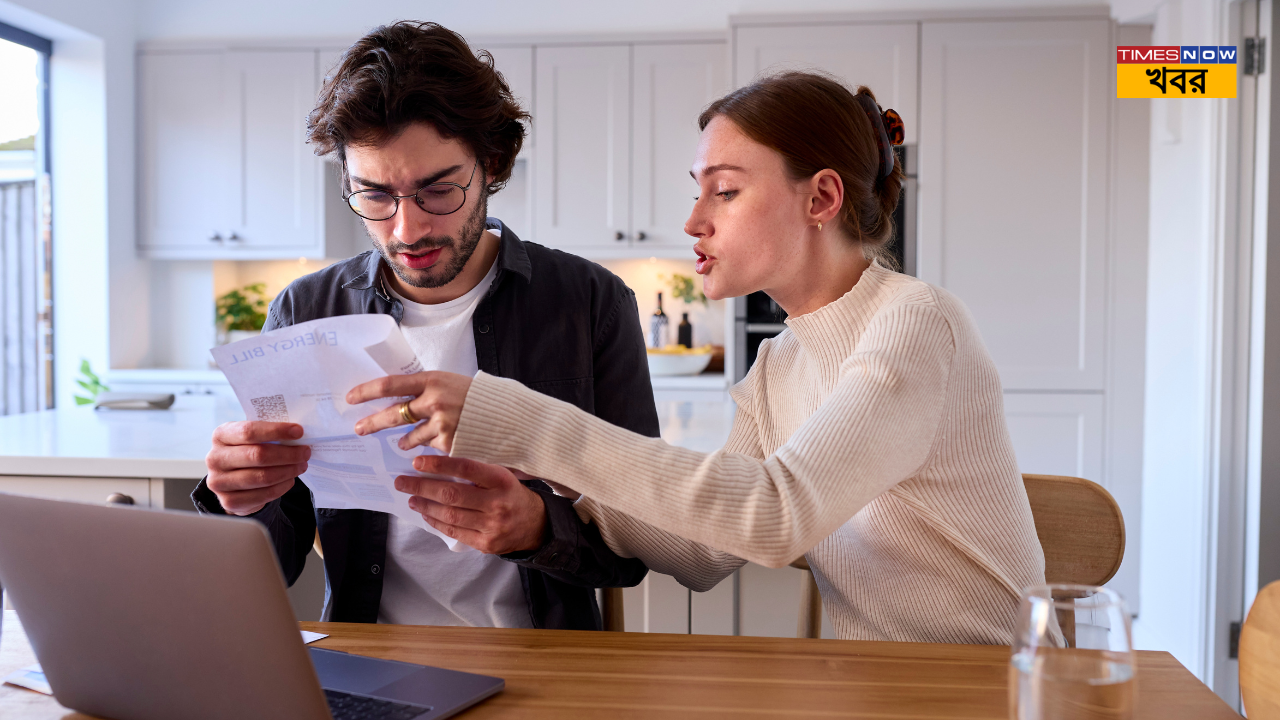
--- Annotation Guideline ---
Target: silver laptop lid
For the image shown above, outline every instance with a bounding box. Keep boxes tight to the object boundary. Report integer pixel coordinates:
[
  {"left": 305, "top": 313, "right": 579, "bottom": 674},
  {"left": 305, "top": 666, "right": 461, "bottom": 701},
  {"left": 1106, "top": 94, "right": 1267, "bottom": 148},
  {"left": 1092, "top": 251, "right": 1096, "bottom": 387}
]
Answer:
[{"left": 0, "top": 492, "right": 331, "bottom": 720}]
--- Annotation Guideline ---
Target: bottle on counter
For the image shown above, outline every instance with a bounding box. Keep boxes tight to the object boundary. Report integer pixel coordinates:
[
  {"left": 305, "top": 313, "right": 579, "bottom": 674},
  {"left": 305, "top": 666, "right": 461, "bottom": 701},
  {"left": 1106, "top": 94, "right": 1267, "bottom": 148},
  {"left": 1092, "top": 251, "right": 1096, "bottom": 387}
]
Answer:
[
  {"left": 677, "top": 312, "right": 693, "bottom": 349},
  {"left": 650, "top": 292, "right": 669, "bottom": 348}
]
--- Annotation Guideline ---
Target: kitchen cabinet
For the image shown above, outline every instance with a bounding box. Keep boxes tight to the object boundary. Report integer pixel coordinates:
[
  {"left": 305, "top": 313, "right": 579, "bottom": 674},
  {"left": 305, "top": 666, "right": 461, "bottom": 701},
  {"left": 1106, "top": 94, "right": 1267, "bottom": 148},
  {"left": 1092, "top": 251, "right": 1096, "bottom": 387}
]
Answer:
[
  {"left": 531, "top": 45, "right": 632, "bottom": 251},
  {"left": 531, "top": 41, "right": 727, "bottom": 255},
  {"left": 632, "top": 43, "right": 729, "bottom": 248},
  {"left": 1003, "top": 392, "right": 1105, "bottom": 482},
  {"left": 918, "top": 19, "right": 1111, "bottom": 391},
  {"left": 139, "top": 49, "right": 350, "bottom": 260},
  {"left": 733, "top": 23, "right": 919, "bottom": 144}
]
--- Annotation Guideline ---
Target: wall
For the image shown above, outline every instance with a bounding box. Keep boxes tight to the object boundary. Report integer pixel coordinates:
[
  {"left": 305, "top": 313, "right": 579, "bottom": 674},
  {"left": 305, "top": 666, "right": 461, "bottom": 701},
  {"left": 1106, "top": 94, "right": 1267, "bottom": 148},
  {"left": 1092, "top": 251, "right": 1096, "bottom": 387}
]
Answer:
[
  {"left": 599, "top": 258, "right": 727, "bottom": 349},
  {"left": 0, "top": 0, "right": 142, "bottom": 406},
  {"left": 130, "top": 0, "right": 1105, "bottom": 41},
  {"left": 1112, "top": 0, "right": 1258, "bottom": 703}
]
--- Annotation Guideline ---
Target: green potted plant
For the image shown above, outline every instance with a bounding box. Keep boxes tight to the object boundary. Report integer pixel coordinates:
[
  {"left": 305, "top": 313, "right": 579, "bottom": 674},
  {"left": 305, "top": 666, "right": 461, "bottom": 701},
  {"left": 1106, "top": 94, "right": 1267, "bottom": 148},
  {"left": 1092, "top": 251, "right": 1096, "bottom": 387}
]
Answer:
[
  {"left": 216, "top": 283, "right": 271, "bottom": 344},
  {"left": 72, "top": 359, "right": 109, "bottom": 406}
]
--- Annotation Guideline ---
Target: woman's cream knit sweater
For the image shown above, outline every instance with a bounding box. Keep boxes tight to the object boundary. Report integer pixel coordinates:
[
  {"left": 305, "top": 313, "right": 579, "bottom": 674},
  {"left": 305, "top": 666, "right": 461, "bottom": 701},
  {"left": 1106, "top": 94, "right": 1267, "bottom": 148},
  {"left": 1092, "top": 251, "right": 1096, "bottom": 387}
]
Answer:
[{"left": 453, "top": 263, "right": 1046, "bottom": 644}]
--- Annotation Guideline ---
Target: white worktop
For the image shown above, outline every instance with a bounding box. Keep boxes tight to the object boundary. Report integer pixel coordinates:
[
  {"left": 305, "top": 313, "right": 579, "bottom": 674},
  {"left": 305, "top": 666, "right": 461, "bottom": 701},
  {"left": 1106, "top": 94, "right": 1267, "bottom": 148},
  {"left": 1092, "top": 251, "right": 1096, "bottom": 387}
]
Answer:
[{"left": 0, "top": 395, "right": 735, "bottom": 480}]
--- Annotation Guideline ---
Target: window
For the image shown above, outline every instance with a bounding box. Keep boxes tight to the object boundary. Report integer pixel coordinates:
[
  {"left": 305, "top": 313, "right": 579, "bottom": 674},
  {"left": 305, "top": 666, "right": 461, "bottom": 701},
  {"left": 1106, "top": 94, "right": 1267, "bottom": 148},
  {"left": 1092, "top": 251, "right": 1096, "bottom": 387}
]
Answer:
[{"left": 0, "top": 21, "right": 52, "bottom": 414}]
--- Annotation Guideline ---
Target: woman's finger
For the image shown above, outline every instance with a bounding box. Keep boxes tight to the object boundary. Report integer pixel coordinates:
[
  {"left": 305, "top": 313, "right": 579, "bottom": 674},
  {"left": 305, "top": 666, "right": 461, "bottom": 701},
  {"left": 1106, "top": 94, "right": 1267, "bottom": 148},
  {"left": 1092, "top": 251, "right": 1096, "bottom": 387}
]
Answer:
[
  {"left": 353, "top": 401, "right": 416, "bottom": 436},
  {"left": 396, "top": 416, "right": 451, "bottom": 452},
  {"left": 345, "top": 373, "right": 427, "bottom": 405}
]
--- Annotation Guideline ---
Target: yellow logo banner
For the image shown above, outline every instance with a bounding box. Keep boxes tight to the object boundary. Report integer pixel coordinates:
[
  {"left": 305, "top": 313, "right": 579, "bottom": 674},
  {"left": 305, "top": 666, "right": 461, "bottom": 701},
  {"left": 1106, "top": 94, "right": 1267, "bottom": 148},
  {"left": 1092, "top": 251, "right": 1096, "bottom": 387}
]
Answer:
[{"left": 1117, "top": 63, "right": 1236, "bottom": 98}]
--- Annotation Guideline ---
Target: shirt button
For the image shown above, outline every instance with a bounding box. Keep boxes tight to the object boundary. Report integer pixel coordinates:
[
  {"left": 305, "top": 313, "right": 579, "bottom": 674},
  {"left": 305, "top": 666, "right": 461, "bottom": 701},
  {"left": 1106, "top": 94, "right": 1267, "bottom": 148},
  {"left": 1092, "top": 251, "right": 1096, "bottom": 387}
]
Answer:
[
  {"left": 478, "top": 324, "right": 490, "bottom": 334},
  {"left": 371, "top": 564, "right": 380, "bottom": 575}
]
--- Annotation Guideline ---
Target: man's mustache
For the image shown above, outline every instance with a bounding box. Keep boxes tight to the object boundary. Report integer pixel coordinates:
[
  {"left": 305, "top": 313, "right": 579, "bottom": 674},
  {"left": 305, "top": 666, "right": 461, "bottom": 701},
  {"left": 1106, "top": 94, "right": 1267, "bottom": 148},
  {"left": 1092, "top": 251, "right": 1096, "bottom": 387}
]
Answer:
[{"left": 386, "top": 237, "right": 453, "bottom": 254}]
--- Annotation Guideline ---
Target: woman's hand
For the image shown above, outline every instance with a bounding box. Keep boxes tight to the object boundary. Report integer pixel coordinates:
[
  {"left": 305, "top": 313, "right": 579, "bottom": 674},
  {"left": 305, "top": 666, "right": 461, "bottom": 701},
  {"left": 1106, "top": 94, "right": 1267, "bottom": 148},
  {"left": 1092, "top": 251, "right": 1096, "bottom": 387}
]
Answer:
[{"left": 346, "top": 371, "right": 472, "bottom": 453}]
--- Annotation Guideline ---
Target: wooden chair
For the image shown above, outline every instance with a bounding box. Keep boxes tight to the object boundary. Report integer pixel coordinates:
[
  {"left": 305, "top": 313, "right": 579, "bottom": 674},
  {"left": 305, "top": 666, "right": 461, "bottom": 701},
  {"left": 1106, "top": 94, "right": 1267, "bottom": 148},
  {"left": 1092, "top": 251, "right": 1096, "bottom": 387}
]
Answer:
[
  {"left": 791, "top": 556, "right": 822, "bottom": 638},
  {"left": 601, "top": 587, "right": 626, "bottom": 632},
  {"left": 1241, "top": 580, "right": 1280, "bottom": 719},
  {"left": 792, "top": 473, "right": 1126, "bottom": 642}
]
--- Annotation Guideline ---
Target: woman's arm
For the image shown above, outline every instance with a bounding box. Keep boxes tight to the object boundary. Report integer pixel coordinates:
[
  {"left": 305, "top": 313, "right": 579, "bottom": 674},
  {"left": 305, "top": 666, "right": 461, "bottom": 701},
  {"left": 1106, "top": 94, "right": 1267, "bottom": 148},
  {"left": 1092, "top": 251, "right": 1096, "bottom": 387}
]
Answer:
[
  {"left": 568, "top": 399, "right": 764, "bottom": 591},
  {"left": 451, "top": 302, "right": 957, "bottom": 568}
]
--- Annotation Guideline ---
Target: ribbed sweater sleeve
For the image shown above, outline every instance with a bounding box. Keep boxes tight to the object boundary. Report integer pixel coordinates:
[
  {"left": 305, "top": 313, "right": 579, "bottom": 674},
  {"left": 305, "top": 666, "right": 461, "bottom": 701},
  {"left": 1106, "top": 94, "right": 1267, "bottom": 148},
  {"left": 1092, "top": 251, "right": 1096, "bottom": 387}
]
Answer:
[
  {"left": 568, "top": 395, "right": 763, "bottom": 591},
  {"left": 451, "top": 302, "right": 956, "bottom": 568}
]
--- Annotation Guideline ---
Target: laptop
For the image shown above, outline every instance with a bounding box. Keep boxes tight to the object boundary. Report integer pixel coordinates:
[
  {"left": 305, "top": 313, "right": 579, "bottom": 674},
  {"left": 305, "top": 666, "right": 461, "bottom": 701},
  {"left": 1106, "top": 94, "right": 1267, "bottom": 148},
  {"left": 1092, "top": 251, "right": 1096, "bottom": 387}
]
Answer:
[{"left": 0, "top": 492, "right": 504, "bottom": 720}]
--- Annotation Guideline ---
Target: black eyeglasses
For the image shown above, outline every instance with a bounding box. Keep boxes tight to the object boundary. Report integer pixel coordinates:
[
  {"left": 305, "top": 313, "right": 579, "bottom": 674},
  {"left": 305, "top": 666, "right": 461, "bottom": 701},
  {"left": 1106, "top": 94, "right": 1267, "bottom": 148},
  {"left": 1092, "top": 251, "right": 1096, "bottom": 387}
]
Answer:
[{"left": 344, "top": 160, "right": 479, "bottom": 221}]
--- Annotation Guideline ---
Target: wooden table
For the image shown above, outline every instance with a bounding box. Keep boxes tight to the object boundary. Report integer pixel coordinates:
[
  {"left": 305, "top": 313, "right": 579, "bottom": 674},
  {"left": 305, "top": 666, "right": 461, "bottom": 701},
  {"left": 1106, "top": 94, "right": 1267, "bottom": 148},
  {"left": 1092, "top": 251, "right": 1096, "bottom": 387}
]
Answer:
[{"left": 0, "top": 610, "right": 1240, "bottom": 718}]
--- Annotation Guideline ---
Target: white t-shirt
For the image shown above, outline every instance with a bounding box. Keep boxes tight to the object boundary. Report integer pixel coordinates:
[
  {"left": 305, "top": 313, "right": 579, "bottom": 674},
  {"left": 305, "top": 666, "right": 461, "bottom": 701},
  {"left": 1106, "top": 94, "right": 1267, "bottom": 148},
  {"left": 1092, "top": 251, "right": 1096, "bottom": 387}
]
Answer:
[{"left": 376, "top": 257, "right": 531, "bottom": 628}]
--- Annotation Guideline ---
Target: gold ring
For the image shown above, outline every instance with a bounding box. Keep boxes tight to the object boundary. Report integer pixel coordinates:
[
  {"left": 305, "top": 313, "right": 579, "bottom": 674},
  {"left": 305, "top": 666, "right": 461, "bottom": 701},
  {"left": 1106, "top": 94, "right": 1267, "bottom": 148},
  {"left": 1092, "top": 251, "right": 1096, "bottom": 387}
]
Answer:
[{"left": 398, "top": 401, "right": 419, "bottom": 425}]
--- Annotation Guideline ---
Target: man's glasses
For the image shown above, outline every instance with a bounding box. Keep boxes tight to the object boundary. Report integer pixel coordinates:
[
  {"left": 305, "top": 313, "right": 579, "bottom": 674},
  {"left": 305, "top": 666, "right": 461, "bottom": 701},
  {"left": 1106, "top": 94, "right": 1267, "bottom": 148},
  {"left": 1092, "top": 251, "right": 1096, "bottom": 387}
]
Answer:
[{"left": 344, "top": 160, "right": 478, "bottom": 221}]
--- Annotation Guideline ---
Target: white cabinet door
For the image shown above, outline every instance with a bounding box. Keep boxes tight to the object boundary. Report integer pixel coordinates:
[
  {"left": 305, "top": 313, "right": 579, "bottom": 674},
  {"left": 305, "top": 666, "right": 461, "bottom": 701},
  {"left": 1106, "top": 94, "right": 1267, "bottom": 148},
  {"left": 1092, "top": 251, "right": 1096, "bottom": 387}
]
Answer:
[
  {"left": 632, "top": 43, "right": 728, "bottom": 249},
  {"left": 532, "top": 45, "right": 631, "bottom": 249},
  {"left": 1003, "top": 392, "right": 1104, "bottom": 482},
  {"left": 140, "top": 50, "right": 328, "bottom": 259},
  {"left": 138, "top": 52, "right": 238, "bottom": 255},
  {"left": 733, "top": 23, "right": 919, "bottom": 144},
  {"left": 919, "top": 20, "right": 1110, "bottom": 391},
  {"left": 228, "top": 51, "right": 322, "bottom": 254}
]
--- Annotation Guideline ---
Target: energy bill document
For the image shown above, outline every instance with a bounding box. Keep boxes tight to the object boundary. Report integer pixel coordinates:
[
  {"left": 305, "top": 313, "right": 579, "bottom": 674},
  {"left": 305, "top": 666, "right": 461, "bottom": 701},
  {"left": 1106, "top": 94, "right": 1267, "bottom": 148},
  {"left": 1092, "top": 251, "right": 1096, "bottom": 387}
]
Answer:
[{"left": 210, "top": 314, "right": 468, "bottom": 551}]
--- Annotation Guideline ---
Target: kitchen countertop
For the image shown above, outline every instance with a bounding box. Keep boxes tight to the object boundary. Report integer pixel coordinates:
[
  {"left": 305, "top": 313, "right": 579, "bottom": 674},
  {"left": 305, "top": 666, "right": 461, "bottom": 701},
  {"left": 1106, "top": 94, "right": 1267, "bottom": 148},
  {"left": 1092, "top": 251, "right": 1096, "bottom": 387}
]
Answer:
[{"left": 0, "top": 396, "right": 735, "bottom": 480}]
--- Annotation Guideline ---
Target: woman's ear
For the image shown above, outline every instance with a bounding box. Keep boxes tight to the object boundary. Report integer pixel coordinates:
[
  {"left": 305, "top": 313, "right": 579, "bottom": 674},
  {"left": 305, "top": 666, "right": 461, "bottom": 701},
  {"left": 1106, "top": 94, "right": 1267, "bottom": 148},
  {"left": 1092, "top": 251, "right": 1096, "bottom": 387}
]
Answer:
[{"left": 807, "top": 169, "right": 844, "bottom": 229}]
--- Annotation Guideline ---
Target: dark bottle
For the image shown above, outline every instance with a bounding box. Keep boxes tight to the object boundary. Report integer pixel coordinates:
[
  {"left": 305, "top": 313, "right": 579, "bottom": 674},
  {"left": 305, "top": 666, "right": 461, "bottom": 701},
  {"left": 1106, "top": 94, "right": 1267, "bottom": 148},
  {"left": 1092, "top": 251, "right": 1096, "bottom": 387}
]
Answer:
[
  {"left": 650, "top": 292, "right": 669, "bottom": 348},
  {"left": 677, "top": 312, "right": 693, "bottom": 348}
]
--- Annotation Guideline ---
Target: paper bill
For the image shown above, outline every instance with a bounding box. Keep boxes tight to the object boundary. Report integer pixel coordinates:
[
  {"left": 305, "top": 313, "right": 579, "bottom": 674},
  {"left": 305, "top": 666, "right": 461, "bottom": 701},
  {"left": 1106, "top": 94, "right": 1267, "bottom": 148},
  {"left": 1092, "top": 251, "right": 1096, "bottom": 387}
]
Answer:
[{"left": 210, "top": 314, "right": 469, "bottom": 551}]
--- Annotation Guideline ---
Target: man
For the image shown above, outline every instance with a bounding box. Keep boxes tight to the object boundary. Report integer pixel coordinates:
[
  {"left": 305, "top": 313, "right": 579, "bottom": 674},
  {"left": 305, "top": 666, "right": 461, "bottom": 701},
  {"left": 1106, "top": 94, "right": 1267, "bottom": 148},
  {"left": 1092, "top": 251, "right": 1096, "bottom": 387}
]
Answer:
[{"left": 193, "top": 21, "right": 656, "bottom": 630}]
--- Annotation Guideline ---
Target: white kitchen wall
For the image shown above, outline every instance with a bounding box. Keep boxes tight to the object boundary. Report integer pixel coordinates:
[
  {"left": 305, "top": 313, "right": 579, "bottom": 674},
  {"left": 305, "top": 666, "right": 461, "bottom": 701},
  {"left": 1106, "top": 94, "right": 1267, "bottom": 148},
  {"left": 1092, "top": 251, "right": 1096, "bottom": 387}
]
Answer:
[
  {"left": 129, "top": 0, "right": 1104, "bottom": 40},
  {"left": 0, "top": 0, "right": 140, "bottom": 402},
  {"left": 1111, "top": 0, "right": 1256, "bottom": 703}
]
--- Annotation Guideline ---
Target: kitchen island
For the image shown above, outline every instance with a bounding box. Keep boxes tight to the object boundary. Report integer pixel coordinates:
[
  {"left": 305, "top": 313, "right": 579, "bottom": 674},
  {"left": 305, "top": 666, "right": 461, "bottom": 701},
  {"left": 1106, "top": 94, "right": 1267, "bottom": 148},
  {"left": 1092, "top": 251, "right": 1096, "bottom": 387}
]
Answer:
[{"left": 0, "top": 393, "right": 737, "bottom": 626}]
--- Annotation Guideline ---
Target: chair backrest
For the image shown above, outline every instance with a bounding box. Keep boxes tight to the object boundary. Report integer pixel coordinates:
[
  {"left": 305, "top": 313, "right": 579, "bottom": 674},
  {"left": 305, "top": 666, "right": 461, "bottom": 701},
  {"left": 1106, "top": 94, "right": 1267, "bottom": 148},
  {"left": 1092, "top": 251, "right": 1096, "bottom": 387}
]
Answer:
[
  {"left": 1241, "top": 580, "right": 1280, "bottom": 719},
  {"left": 1021, "top": 474, "right": 1125, "bottom": 587},
  {"left": 790, "top": 473, "right": 1126, "bottom": 641}
]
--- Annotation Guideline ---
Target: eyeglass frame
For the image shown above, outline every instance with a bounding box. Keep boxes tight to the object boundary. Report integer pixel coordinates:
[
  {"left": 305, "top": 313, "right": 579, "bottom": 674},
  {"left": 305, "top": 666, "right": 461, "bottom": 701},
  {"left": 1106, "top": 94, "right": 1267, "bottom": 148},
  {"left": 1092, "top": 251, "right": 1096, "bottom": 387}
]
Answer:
[{"left": 342, "top": 159, "right": 480, "bottom": 221}]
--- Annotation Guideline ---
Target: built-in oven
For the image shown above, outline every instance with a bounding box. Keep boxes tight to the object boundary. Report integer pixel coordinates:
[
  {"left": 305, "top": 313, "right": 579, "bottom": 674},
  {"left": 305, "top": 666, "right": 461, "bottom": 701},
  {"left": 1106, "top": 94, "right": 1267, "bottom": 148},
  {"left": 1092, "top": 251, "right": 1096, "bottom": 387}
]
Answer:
[{"left": 732, "top": 145, "right": 917, "bottom": 381}]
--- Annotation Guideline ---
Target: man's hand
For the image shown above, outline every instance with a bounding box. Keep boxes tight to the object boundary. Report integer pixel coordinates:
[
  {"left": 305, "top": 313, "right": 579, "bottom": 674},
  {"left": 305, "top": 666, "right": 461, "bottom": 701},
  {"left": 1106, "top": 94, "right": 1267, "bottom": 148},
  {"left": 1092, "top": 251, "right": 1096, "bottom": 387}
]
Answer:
[
  {"left": 205, "top": 421, "right": 311, "bottom": 516},
  {"left": 394, "top": 455, "right": 547, "bottom": 555},
  {"left": 347, "top": 371, "right": 471, "bottom": 453}
]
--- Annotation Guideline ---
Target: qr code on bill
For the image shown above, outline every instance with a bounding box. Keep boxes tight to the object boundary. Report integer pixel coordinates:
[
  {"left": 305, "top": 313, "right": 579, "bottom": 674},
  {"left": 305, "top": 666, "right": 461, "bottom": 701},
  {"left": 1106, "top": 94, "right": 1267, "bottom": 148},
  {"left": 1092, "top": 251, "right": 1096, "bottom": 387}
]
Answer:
[{"left": 250, "top": 394, "right": 289, "bottom": 422}]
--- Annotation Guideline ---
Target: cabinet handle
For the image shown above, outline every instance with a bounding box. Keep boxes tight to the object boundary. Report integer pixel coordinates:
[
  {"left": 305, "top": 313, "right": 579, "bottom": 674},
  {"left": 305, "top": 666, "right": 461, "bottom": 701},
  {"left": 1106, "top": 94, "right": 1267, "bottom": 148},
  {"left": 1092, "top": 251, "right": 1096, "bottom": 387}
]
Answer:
[
  {"left": 615, "top": 231, "right": 626, "bottom": 241},
  {"left": 636, "top": 231, "right": 647, "bottom": 241},
  {"left": 210, "top": 233, "right": 224, "bottom": 243},
  {"left": 106, "top": 493, "right": 135, "bottom": 505},
  {"left": 227, "top": 232, "right": 243, "bottom": 243}
]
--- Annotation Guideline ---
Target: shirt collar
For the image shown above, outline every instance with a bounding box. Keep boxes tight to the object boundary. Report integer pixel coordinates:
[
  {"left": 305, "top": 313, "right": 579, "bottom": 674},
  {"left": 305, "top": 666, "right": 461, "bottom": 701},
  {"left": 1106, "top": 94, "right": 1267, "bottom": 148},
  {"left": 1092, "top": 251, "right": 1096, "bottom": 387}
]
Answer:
[{"left": 340, "top": 216, "right": 532, "bottom": 294}]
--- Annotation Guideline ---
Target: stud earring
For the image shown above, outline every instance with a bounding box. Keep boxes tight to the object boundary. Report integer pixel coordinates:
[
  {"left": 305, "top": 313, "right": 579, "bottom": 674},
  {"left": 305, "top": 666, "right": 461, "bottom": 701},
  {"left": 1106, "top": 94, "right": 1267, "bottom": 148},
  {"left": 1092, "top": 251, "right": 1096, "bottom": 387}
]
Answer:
[{"left": 817, "top": 221, "right": 823, "bottom": 231}]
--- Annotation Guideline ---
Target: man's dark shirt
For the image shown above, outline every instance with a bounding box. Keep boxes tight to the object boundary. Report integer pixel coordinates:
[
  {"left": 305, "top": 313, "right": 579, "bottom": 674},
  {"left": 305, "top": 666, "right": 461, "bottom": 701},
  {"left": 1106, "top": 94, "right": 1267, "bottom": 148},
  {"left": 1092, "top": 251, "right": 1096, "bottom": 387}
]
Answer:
[{"left": 193, "top": 218, "right": 656, "bottom": 630}]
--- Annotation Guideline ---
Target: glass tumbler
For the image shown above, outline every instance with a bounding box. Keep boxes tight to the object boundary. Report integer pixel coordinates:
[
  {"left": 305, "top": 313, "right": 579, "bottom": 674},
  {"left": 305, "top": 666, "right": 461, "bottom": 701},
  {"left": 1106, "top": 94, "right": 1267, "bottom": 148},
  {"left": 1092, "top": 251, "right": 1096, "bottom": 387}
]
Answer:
[{"left": 1009, "top": 584, "right": 1135, "bottom": 720}]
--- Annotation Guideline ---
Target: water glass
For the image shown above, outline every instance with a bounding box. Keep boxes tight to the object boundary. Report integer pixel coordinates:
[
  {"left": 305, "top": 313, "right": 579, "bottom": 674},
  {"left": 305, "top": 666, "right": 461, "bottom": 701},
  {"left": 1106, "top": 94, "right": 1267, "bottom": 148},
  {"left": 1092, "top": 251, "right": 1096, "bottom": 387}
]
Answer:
[{"left": 1009, "top": 584, "right": 1135, "bottom": 720}]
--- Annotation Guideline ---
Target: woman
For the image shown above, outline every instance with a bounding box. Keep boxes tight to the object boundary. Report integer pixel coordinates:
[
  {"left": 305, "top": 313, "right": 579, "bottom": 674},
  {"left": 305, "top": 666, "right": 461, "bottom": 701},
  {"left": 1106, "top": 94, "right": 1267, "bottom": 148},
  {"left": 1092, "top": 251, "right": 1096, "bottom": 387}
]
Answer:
[{"left": 350, "top": 72, "right": 1047, "bottom": 644}]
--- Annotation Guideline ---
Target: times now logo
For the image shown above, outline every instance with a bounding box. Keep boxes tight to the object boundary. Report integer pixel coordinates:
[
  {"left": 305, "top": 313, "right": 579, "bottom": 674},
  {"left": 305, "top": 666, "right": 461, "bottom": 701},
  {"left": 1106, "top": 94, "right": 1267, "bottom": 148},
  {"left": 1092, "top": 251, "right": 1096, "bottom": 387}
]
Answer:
[{"left": 1116, "top": 45, "right": 1238, "bottom": 63}]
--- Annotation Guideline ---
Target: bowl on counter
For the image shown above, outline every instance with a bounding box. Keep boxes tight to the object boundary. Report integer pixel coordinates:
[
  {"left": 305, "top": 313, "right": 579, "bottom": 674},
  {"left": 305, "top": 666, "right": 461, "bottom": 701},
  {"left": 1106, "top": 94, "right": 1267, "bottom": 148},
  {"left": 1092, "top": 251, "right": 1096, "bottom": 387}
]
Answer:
[{"left": 647, "top": 345, "right": 714, "bottom": 376}]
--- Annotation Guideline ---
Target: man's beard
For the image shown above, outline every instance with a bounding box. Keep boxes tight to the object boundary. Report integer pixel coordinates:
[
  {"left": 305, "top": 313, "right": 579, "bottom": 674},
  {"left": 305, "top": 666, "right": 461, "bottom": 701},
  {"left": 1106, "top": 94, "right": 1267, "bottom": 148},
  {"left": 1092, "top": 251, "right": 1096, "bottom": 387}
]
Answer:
[{"left": 373, "top": 189, "right": 488, "bottom": 289}]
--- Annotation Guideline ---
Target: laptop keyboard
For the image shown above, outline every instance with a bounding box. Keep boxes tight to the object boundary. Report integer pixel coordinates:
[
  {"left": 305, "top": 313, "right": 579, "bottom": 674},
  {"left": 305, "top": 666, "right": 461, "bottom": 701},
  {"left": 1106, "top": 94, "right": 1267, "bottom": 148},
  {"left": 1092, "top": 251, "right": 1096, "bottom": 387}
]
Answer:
[{"left": 324, "top": 688, "right": 432, "bottom": 720}]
